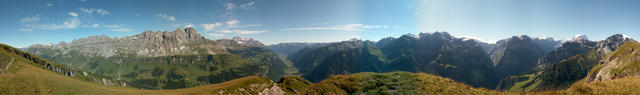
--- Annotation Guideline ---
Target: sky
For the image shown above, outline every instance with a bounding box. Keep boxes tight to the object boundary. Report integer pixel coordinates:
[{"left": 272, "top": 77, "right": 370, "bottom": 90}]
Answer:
[{"left": 0, "top": 0, "right": 638, "bottom": 48}]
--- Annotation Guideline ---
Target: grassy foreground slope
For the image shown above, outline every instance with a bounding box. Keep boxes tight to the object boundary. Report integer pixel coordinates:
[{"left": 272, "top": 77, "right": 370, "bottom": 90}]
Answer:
[
  {"left": 498, "top": 51, "right": 601, "bottom": 92},
  {"left": 587, "top": 42, "right": 640, "bottom": 82},
  {"left": 296, "top": 71, "right": 640, "bottom": 95},
  {"left": 0, "top": 63, "right": 278, "bottom": 95},
  {"left": 0, "top": 62, "right": 279, "bottom": 95},
  {"left": 568, "top": 76, "right": 640, "bottom": 95},
  {"left": 0, "top": 43, "right": 281, "bottom": 95},
  {"left": 303, "top": 72, "right": 501, "bottom": 94}
]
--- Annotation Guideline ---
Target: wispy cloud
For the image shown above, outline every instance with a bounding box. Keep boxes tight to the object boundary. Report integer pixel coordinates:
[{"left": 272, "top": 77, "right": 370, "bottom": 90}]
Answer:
[
  {"left": 20, "top": 16, "right": 40, "bottom": 23},
  {"left": 46, "top": 2, "right": 53, "bottom": 7},
  {"left": 201, "top": 19, "right": 266, "bottom": 36},
  {"left": 82, "top": 23, "right": 100, "bottom": 28},
  {"left": 225, "top": 1, "right": 256, "bottom": 11},
  {"left": 104, "top": 24, "right": 133, "bottom": 32},
  {"left": 110, "top": 28, "right": 133, "bottom": 32},
  {"left": 155, "top": 13, "right": 175, "bottom": 21},
  {"left": 19, "top": 8, "right": 113, "bottom": 32},
  {"left": 201, "top": 23, "right": 222, "bottom": 31},
  {"left": 18, "top": 8, "right": 126, "bottom": 32},
  {"left": 224, "top": 2, "right": 236, "bottom": 11},
  {"left": 225, "top": 19, "right": 239, "bottom": 28},
  {"left": 240, "top": 1, "right": 255, "bottom": 9},
  {"left": 68, "top": 12, "right": 79, "bottom": 17},
  {"left": 218, "top": 30, "right": 266, "bottom": 34},
  {"left": 78, "top": 8, "right": 110, "bottom": 15},
  {"left": 103, "top": 24, "right": 119, "bottom": 28},
  {"left": 285, "top": 24, "right": 389, "bottom": 32},
  {"left": 19, "top": 16, "right": 81, "bottom": 32},
  {"left": 207, "top": 33, "right": 224, "bottom": 37}
]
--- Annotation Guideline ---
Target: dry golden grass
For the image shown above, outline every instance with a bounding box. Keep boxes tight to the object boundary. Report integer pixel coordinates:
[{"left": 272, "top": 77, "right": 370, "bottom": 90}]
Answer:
[{"left": 0, "top": 62, "right": 274, "bottom": 95}]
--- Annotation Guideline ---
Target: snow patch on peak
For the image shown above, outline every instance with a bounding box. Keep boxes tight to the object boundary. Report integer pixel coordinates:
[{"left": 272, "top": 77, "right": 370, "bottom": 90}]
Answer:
[
  {"left": 536, "top": 36, "right": 552, "bottom": 40},
  {"left": 458, "top": 35, "right": 484, "bottom": 42},
  {"left": 622, "top": 34, "right": 632, "bottom": 39},
  {"left": 569, "top": 34, "right": 589, "bottom": 42},
  {"left": 232, "top": 37, "right": 254, "bottom": 44}
]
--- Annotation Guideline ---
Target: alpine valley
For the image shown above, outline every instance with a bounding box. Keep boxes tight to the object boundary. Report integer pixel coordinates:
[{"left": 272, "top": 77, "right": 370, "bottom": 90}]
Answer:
[{"left": 3, "top": 28, "right": 640, "bottom": 94}]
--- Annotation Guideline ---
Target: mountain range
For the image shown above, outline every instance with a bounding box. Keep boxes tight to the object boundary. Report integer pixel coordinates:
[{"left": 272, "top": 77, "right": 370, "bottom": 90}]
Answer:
[
  {"left": 24, "top": 28, "right": 288, "bottom": 89},
  {"left": 3, "top": 27, "right": 640, "bottom": 94},
  {"left": 270, "top": 31, "right": 637, "bottom": 91}
]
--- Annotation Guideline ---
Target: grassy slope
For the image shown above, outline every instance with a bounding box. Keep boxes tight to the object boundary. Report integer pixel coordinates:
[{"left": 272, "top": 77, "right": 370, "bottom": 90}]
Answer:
[
  {"left": 587, "top": 42, "right": 640, "bottom": 82},
  {"left": 303, "top": 72, "right": 502, "bottom": 94},
  {"left": 500, "top": 51, "right": 601, "bottom": 92},
  {"left": 298, "top": 72, "right": 640, "bottom": 95},
  {"left": 276, "top": 76, "right": 312, "bottom": 95},
  {"left": 0, "top": 62, "right": 275, "bottom": 95},
  {"left": 0, "top": 43, "right": 277, "bottom": 95},
  {"left": 568, "top": 76, "right": 640, "bottom": 95},
  {"left": 5, "top": 41, "right": 640, "bottom": 94}
]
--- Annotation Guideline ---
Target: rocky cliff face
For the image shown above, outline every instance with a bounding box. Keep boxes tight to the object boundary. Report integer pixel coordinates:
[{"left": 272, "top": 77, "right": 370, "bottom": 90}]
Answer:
[
  {"left": 537, "top": 37, "right": 597, "bottom": 65},
  {"left": 28, "top": 28, "right": 214, "bottom": 57},
  {"left": 24, "top": 28, "right": 288, "bottom": 89},
  {"left": 497, "top": 34, "right": 636, "bottom": 91},
  {"left": 490, "top": 35, "right": 549, "bottom": 78},
  {"left": 596, "top": 34, "right": 636, "bottom": 55},
  {"left": 289, "top": 32, "right": 498, "bottom": 89},
  {"left": 588, "top": 42, "right": 640, "bottom": 82}
]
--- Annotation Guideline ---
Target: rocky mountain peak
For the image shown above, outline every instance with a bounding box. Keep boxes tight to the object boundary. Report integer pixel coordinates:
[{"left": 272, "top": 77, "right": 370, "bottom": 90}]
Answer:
[
  {"left": 604, "top": 34, "right": 633, "bottom": 42},
  {"left": 511, "top": 35, "right": 532, "bottom": 40},
  {"left": 399, "top": 33, "right": 418, "bottom": 39},
  {"left": 569, "top": 34, "right": 589, "bottom": 42},
  {"left": 135, "top": 28, "right": 205, "bottom": 44},
  {"left": 223, "top": 37, "right": 264, "bottom": 47},
  {"left": 419, "top": 31, "right": 454, "bottom": 40},
  {"left": 596, "top": 34, "right": 637, "bottom": 55}
]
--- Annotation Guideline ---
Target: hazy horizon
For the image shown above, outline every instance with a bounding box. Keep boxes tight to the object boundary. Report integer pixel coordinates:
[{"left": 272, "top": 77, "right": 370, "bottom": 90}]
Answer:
[{"left": 1, "top": 0, "right": 639, "bottom": 47}]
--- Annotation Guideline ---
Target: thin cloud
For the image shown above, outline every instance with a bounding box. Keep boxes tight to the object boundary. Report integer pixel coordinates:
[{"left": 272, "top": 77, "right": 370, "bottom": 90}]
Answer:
[
  {"left": 104, "top": 24, "right": 133, "bottom": 32},
  {"left": 46, "top": 2, "right": 53, "bottom": 6},
  {"left": 240, "top": 1, "right": 255, "bottom": 9},
  {"left": 208, "top": 33, "right": 224, "bottom": 37},
  {"left": 18, "top": 8, "right": 119, "bottom": 32},
  {"left": 20, "top": 16, "right": 40, "bottom": 23},
  {"left": 68, "top": 12, "right": 79, "bottom": 17},
  {"left": 82, "top": 23, "right": 100, "bottom": 28},
  {"left": 218, "top": 30, "right": 266, "bottom": 34},
  {"left": 202, "top": 19, "right": 266, "bottom": 36},
  {"left": 285, "top": 24, "right": 389, "bottom": 32},
  {"left": 224, "top": 2, "right": 236, "bottom": 11},
  {"left": 78, "top": 8, "right": 110, "bottom": 15},
  {"left": 110, "top": 28, "right": 133, "bottom": 32},
  {"left": 154, "top": 13, "right": 175, "bottom": 21},
  {"left": 19, "top": 17, "right": 81, "bottom": 32},
  {"left": 96, "top": 9, "right": 110, "bottom": 15},
  {"left": 226, "top": 19, "right": 239, "bottom": 28},
  {"left": 103, "top": 24, "right": 120, "bottom": 28},
  {"left": 201, "top": 23, "right": 222, "bottom": 31},
  {"left": 225, "top": 1, "right": 255, "bottom": 11}
]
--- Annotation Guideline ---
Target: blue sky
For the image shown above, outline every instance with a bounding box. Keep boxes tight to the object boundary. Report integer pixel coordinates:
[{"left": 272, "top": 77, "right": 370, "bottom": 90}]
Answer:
[{"left": 0, "top": 0, "right": 638, "bottom": 48}]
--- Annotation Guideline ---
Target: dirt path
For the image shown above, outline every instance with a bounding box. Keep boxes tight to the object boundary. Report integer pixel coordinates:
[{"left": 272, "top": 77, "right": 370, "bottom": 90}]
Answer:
[{"left": 2, "top": 58, "right": 14, "bottom": 73}]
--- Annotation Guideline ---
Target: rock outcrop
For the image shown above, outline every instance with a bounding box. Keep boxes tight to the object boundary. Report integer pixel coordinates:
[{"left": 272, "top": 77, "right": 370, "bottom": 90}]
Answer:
[{"left": 588, "top": 42, "right": 640, "bottom": 82}]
